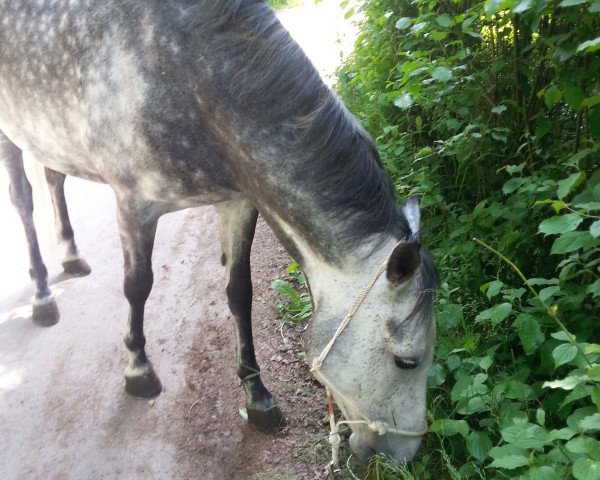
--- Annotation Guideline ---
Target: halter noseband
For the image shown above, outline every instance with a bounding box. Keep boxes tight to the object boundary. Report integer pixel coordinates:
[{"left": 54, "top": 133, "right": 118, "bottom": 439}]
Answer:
[{"left": 309, "top": 240, "right": 428, "bottom": 469}]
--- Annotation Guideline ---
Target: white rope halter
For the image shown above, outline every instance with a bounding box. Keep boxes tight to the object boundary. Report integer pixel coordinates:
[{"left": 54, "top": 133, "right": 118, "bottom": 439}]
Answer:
[{"left": 309, "top": 240, "right": 428, "bottom": 470}]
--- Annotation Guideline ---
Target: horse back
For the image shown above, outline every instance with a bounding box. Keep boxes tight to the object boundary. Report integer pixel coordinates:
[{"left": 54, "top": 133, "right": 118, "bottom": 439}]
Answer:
[{"left": 0, "top": 1, "right": 248, "bottom": 207}]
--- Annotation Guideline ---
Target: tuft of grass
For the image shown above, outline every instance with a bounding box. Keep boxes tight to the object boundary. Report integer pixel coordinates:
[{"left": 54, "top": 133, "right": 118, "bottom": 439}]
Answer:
[{"left": 271, "top": 261, "right": 311, "bottom": 325}]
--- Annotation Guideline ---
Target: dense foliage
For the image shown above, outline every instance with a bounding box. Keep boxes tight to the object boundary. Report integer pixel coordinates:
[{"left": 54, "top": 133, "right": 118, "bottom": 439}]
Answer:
[{"left": 331, "top": 0, "right": 600, "bottom": 478}]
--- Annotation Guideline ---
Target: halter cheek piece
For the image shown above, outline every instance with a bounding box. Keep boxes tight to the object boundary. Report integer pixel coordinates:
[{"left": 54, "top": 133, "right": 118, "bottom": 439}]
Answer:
[{"left": 309, "top": 240, "right": 428, "bottom": 469}]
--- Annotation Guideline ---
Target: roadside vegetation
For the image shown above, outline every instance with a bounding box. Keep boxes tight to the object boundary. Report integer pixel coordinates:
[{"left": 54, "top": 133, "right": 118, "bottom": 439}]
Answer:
[
  {"left": 274, "top": 0, "right": 600, "bottom": 478},
  {"left": 267, "top": 0, "right": 306, "bottom": 10}
]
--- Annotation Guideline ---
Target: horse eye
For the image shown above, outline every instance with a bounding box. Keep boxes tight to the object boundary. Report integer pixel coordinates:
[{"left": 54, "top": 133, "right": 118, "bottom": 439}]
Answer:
[{"left": 394, "top": 356, "right": 419, "bottom": 370}]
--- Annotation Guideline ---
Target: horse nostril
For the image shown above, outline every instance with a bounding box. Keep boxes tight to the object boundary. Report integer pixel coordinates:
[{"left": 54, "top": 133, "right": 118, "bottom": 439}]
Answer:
[{"left": 394, "top": 355, "right": 419, "bottom": 370}]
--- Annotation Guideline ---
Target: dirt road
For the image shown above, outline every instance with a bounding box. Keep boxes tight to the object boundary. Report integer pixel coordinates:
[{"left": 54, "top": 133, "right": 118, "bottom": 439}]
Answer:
[{"left": 0, "top": 2, "right": 356, "bottom": 479}]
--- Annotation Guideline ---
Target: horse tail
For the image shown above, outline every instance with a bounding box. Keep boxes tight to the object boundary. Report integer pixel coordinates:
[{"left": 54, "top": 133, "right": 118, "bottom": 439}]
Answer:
[{"left": 23, "top": 153, "right": 59, "bottom": 265}]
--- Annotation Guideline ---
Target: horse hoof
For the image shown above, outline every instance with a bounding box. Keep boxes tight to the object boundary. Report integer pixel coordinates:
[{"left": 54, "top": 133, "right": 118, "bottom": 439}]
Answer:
[
  {"left": 62, "top": 258, "right": 92, "bottom": 277},
  {"left": 125, "top": 369, "right": 162, "bottom": 398},
  {"left": 32, "top": 298, "right": 60, "bottom": 326},
  {"left": 246, "top": 400, "right": 286, "bottom": 432}
]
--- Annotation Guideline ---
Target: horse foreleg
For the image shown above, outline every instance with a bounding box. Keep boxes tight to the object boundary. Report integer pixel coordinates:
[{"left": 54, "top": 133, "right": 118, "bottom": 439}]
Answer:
[
  {"left": 215, "top": 199, "right": 285, "bottom": 431},
  {"left": 0, "top": 132, "right": 58, "bottom": 325},
  {"left": 117, "top": 199, "right": 162, "bottom": 398},
  {"left": 44, "top": 168, "right": 91, "bottom": 276}
]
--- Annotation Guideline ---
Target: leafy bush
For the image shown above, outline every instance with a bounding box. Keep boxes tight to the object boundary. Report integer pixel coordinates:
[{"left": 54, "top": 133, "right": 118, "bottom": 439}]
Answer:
[{"left": 334, "top": 0, "right": 600, "bottom": 478}]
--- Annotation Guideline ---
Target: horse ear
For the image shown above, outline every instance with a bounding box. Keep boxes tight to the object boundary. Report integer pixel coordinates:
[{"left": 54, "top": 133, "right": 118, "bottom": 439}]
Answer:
[
  {"left": 386, "top": 241, "right": 421, "bottom": 286},
  {"left": 401, "top": 195, "right": 421, "bottom": 240}
]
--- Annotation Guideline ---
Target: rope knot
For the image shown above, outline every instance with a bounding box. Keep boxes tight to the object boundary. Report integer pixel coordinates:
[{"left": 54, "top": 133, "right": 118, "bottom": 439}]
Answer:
[{"left": 368, "top": 420, "right": 388, "bottom": 436}]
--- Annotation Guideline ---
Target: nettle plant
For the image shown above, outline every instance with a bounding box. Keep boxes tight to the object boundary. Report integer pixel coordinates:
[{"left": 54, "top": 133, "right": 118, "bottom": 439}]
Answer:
[{"left": 427, "top": 165, "right": 600, "bottom": 479}]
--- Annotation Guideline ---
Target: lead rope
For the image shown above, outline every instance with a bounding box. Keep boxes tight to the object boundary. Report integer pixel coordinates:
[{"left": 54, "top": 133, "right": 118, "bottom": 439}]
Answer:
[{"left": 310, "top": 240, "right": 428, "bottom": 471}]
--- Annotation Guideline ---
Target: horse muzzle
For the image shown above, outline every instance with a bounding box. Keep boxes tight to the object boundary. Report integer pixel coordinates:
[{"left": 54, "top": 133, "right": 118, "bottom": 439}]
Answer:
[{"left": 349, "top": 430, "right": 423, "bottom": 463}]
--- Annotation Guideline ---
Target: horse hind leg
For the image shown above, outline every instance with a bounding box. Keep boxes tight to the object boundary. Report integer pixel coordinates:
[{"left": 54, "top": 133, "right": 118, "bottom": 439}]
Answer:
[
  {"left": 215, "top": 199, "right": 285, "bottom": 432},
  {"left": 117, "top": 199, "right": 162, "bottom": 398},
  {"left": 44, "top": 168, "right": 91, "bottom": 276},
  {"left": 0, "top": 132, "right": 59, "bottom": 326}
]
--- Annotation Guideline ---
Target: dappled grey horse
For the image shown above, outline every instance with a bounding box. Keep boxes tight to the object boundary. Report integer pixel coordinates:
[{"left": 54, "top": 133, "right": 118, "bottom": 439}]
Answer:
[{"left": 0, "top": 0, "right": 437, "bottom": 462}]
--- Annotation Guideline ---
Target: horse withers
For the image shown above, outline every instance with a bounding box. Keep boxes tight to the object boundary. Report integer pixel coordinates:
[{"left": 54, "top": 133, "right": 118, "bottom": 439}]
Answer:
[{"left": 0, "top": 0, "right": 437, "bottom": 463}]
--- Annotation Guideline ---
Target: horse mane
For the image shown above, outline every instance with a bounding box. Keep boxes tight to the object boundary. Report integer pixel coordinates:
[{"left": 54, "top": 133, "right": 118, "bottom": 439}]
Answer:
[{"left": 194, "top": 0, "right": 410, "bottom": 251}]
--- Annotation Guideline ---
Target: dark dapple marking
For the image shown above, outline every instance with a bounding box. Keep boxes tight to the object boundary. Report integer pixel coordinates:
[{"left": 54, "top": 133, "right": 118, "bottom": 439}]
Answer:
[
  {"left": 0, "top": 0, "right": 437, "bottom": 461},
  {"left": 1, "top": 132, "right": 91, "bottom": 325}
]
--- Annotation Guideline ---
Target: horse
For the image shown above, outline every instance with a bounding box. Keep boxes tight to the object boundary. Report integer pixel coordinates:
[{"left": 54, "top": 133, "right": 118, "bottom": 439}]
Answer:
[
  {"left": 0, "top": 0, "right": 437, "bottom": 463},
  {"left": 0, "top": 156, "right": 91, "bottom": 324}
]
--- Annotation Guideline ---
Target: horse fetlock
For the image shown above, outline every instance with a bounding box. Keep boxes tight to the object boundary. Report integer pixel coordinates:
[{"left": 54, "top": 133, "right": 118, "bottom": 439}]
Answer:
[
  {"left": 32, "top": 295, "right": 59, "bottom": 326},
  {"left": 245, "top": 395, "right": 286, "bottom": 432},
  {"left": 124, "top": 363, "right": 162, "bottom": 398}
]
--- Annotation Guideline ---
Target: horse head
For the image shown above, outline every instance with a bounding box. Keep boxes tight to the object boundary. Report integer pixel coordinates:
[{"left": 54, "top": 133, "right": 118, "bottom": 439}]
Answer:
[{"left": 306, "top": 198, "right": 437, "bottom": 463}]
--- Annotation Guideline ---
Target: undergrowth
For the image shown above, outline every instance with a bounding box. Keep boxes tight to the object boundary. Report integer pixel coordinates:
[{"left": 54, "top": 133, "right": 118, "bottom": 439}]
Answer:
[{"left": 274, "top": 0, "right": 600, "bottom": 478}]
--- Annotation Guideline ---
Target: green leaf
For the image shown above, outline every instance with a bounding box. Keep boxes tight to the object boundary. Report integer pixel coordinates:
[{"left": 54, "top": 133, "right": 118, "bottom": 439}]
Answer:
[
  {"left": 503, "top": 177, "right": 527, "bottom": 194},
  {"left": 572, "top": 458, "right": 600, "bottom": 480},
  {"left": 580, "top": 414, "right": 600, "bottom": 432},
  {"left": 539, "top": 285, "right": 561, "bottom": 301},
  {"left": 549, "top": 427, "right": 578, "bottom": 441},
  {"left": 559, "top": 0, "right": 588, "bottom": 6},
  {"left": 501, "top": 421, "right": 551, "bottom": 450},
  {"left": 501, "top": 379, "right": 534, "bottom": 400},
  {"left": 490, "top": 454, "right": 529, "bottom": 469},
  {"left": 451, "top": 374, "right": 488, "bottom": 402},
  {"left": 537, "top": 408, "right": 546, "bottom": 426},
  {"left": 539, "top": 214, "right": 583, "bottom": 235},
  {"left": 588, "top": 279, "right": 600, "bottom": 298},
  {"left": 565, "top": 85, "right": 586, "bottom": 110},
  {"left": 529, "top": 466, "right": 560, "bottom": 480},
  {"left": 545, "top": 85, "right": 562, "bottom": 108},
  {"left": 428, "top": 363, "right": 446, "bottom": 386},
  {"left": 432, "top": 66, "right": 452, "bottom": 82},
  {"left": 567, "top": 436, "right": 600, "bottom": 458},
  {"left": 553, "top": 343, "right": 578, "bottom": 367},
  {"left": 590, "top": 221, "right": 600, "bottom": 238},
  {"left": 514, "top": 313, "right": 545, "bottom": 354},
  {"left": 557, "top": 172, "right": 585, "bottom": 199},
  {"left": 492, "top": 105, "right": 507, "bottom": 114},
  {"left": 393, "top": 93, "right": 413, "bottom": 109},
  {"left": 578, "top": 37, "right": 600, "bottom": 54},
  {"left": 395, "top": 17, "right": 411, "bottom": 30},
  {"left": 513, "top": 0, "right": 533, "bottom": 13},
  {"left": 475, "top": 302, "right": 513, "bottom": 325},
  {"left": 430, "top": 418, "right": 470, "bottom": 437},
  {"left": 485, "top": 0, "right": 516, "bottom": 15},
  {"left": 436, "top": 15, "right": 452, "bottom": 28},
  {"left": 437, "top": 303, "right": 463, "bottom": 330},
  {"left": 551, "top": 231, "right": 600, "bottom": 254},
  {"left": 466, "top": 431, "right": 493, "bottom": 461},
  {"left": 481, "top": 279, "right": 504, "bottom": 299},
  {"left": 592, "top": 386, "right": 600, "bottom": 410},
  {"left": 588, "top": 365, "right": 600, "bottom": 381},
  {"left": 544, "top": 375, "right": 587, "bottom": 390},
  {"left": 583, "top": 95, "right": 600, "bottom": 108}
]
